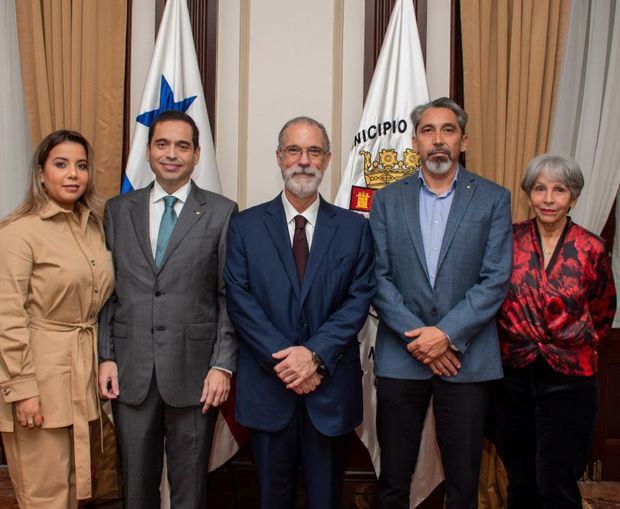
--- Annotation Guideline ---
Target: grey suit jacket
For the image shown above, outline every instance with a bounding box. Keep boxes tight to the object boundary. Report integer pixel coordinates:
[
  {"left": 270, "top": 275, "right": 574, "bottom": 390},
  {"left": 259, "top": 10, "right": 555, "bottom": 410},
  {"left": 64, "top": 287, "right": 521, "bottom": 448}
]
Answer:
[
  {"left": 369, "top": 167, "right": 513, "bottom": 382},
  {"left": 98, "top": 181, "right": 238, "bottom": 406}
]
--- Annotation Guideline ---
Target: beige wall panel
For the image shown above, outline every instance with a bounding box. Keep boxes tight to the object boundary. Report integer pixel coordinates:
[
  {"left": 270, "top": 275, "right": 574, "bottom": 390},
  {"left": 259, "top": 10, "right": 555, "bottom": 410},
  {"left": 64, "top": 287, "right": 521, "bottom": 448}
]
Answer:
[
  {"left": 244, "top": 1, "right": 334, "bottom": 208},
  {"left": 426, "top": 0, "right": 451, "bottom": 99},
  {"left": 216, "top": 0, "right": 242, "bottom": 202}
]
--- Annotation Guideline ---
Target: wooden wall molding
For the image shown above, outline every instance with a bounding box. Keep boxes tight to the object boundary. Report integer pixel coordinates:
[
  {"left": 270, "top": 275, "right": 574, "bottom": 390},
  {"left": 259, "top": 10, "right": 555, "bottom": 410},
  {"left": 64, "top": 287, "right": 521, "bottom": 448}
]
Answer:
[
  {"left": 364, "top": 0, "right": 427, "bottom": 100},
  {"left": 236, "top": 0, "right": 250, "bottom": 209},
  {"left": 331, "top": 0, "right": 345, "bottom": 200}
]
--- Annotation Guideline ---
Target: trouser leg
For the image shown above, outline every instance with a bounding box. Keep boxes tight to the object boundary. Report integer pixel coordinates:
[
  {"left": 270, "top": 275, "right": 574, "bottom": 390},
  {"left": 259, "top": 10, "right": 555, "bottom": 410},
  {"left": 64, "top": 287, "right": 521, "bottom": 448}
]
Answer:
[
  {"left": 533, "top": 362, "right": 597, "bottom": 509},
  {"left": 376, "top": 377, "right": 431, "bottom": 509},
  {"left": 2, "top": 425, "right": 74, "bottom": 509},
  {"left": 112, "top": 374, "right": 164, "bottom": 509},
  {"left": 251, "top": 412, "right": 301, "bottom": 509},
  {"left": 495, "top": 368, "right": 543, "bottom": 509},
  {"left": 165, "top": 403, "right": 217, "bottom": 508},
  {"left": 299, "top": 403, "right": 346, "bottom": 509},
  {"left": 432, "top": 377, "right": 489, "bottom": 509}
]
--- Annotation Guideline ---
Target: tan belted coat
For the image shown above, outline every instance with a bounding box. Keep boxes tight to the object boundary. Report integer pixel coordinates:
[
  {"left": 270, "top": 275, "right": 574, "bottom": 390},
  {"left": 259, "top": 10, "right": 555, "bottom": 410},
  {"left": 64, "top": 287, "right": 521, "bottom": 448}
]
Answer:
[{"left": 0, "top": 201, "right": 114, "bottom": 499}]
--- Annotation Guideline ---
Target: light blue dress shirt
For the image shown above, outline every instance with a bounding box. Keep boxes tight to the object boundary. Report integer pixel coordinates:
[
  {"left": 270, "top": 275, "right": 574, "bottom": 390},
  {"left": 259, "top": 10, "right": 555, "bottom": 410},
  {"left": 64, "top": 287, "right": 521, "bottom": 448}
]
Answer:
[{"left": 418, "top": 169, "right": 459, "bottom": 287}]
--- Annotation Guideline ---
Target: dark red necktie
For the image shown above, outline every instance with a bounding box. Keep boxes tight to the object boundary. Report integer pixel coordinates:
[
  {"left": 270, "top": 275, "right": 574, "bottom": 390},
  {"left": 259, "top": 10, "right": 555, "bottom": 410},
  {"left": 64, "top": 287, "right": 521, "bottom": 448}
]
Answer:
[{"left": 293, "top": 215, "right": 309, "bottom": 281}]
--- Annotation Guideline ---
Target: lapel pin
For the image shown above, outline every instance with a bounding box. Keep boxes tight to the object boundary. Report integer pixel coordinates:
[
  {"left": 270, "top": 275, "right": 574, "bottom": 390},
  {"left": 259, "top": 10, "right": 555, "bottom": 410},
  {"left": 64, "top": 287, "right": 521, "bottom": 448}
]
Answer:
[
  {"left": 466, "top": 185, "right": 471, "bottom": 189},
  {"left": 194, "top": 210, "right": 201, "bottom": 215}
]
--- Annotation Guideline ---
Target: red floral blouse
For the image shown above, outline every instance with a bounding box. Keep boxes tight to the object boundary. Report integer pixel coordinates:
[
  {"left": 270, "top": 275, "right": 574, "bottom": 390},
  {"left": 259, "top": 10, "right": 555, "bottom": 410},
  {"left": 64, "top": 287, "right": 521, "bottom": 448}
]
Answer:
[{"left": 497, "top": 218, "right": 616, "bottom": 376}]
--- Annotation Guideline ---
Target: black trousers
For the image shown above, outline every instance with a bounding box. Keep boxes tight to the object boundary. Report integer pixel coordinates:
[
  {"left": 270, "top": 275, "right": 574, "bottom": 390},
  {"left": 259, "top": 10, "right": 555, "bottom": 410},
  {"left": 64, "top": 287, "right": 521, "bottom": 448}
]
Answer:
[
  {"left": 376, "top": 376, "right": 489, "bottom": 509},
  {"left": 495, "top": 357, "right": 598, "bottom": 509},
  {"left": 112, "top": 371, "right": 217, "bottom": 509}
]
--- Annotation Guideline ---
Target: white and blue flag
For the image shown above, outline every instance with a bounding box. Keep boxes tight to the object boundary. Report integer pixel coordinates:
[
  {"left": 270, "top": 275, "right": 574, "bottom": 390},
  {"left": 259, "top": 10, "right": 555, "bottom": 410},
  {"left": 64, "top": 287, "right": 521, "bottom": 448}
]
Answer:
[{"left": 123, "top": 0, "right": 221, "bottom": 194}]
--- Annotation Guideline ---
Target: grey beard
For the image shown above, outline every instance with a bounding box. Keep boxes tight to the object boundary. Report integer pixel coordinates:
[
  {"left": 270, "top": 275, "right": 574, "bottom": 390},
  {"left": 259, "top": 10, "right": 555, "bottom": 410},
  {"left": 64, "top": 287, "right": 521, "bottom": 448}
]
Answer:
[
  {"left": 425, "top": 156, "right": 453, "bottom": 175},
  {"left": 281, "top": 166, "right": 323, "bottom": 198}
]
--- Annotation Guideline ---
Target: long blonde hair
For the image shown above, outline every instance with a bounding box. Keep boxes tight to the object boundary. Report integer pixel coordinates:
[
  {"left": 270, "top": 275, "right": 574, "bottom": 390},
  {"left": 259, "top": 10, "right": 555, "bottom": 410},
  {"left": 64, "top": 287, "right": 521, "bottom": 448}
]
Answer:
[{"left": 0, "top": 130, "right": 104, "bottom": 228}]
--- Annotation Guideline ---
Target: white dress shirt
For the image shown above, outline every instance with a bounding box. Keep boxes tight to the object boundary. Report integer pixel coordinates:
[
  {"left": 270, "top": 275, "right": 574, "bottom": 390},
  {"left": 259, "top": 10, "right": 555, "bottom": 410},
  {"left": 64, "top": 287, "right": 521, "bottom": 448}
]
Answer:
[{"left": 281, "top": 192, "right": 320, "bottom": 249}]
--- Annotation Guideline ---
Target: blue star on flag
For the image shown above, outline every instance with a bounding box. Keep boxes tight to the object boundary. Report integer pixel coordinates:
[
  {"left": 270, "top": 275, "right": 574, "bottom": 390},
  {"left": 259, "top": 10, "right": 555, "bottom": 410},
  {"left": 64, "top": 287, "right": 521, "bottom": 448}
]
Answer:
[{"left": 136, "top": 75, "right": 197, "bottom": 127}]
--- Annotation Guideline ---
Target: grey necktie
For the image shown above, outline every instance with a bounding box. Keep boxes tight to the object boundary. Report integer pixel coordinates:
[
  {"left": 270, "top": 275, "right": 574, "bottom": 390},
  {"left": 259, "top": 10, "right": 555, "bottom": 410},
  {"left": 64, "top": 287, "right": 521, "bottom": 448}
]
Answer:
[{"left": 155, "top": 195, "right": 178, "bottom": 267}]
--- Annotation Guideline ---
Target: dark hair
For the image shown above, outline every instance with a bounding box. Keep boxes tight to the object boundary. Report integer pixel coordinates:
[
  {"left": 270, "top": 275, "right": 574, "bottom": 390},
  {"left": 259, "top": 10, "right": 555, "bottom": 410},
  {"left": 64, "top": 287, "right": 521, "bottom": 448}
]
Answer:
[
  {"left": 277, "top": 116, "right": 331, "bottom": 153},
  {"left": 1, "top": 129, "right": 103, "bottom": 226},
  {"left": 411, "top": 97, "right": 468, "bottom": 134},
  {"left": 147, "top": 110, "right": 200, "bottom": 149}
]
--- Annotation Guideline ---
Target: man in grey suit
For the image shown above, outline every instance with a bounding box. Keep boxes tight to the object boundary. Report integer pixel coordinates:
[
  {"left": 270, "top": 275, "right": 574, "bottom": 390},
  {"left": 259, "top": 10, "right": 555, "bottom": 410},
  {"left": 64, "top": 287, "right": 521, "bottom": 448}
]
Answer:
[
  {"left": 369, "top": 97, "right": 512, "bottom": 509},
  {"left": 98, "top": 110, "right": 238, "bottom": 508}
]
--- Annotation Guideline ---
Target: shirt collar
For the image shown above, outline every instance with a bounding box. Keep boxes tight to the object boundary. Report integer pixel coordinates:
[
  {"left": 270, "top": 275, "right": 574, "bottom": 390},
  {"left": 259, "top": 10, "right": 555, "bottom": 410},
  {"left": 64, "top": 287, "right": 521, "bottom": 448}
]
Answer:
[
  {"left": 151, "top": 180, "right": 191, "bottom": 205},
  {"left": 418, "top": 166, "right": 460, "bottom": 197},
  {"left": 39, "top": 200, "right": 92, "bottom": 232},
  {"left": 281, "top": 191, "right": 320, "bottom": 226}
]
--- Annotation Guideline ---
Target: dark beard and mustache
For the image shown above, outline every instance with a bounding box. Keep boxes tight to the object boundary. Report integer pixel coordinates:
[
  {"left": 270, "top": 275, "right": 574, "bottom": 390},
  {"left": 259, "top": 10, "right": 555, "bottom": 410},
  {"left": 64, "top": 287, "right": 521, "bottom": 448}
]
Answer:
[
  {"left": 280, "top": 165, "right": 324, "bottom": 198},
  {"left": 424, "top": 147, "right": 453, "bottom": 175}
]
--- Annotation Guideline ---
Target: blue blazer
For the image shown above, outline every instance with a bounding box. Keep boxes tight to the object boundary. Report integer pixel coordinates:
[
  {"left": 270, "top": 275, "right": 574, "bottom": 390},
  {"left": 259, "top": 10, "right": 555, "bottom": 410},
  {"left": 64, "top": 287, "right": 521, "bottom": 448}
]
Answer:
[
  {"left": 224, "top": 195, "right": 375, "bottom": 436},
  {"left": 369, "top": 168, "right": 512, "bottom": 383}
]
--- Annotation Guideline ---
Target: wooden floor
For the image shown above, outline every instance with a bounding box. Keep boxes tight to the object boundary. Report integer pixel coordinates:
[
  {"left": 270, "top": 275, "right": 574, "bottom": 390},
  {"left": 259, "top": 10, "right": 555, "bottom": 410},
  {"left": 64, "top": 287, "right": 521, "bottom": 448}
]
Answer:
[
  {"left": 581, "top": 482, "right": 620, "bottom": 509},
  {"left": 0, "top": 466, "right": 619, "bottom": 509}
]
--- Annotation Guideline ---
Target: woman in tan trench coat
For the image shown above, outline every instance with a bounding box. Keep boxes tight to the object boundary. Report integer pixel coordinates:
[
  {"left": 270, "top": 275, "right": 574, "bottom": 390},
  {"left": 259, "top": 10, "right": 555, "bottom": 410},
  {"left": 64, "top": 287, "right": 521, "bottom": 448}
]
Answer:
[{"left": 0, "top": 130, "right": 114, "bottom": 509}]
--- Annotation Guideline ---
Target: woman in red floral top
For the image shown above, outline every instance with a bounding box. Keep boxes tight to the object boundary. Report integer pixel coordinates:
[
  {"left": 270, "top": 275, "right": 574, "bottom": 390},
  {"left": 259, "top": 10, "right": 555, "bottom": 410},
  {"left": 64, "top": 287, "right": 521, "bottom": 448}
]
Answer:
[{"left": 496, "top": 153, "right": 616, "bottom": 509}]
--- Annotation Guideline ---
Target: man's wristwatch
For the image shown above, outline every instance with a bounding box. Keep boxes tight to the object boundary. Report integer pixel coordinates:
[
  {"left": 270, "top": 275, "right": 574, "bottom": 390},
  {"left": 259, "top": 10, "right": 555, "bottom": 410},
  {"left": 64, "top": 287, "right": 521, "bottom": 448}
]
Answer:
[{"left": 311, "top": 351, "right": 327, "bottom": 375}]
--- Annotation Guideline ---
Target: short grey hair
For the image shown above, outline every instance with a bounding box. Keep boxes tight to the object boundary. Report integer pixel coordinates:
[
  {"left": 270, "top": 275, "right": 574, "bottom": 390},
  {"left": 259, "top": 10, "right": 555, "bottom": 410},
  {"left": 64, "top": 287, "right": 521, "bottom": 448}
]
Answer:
[
  {"left": 277, "top": 116, "right": 331, "bottom": 153},
  {"left": 411, "top": 97, "right": 468, "bottom": 134},
  {"left": 521, "top": 153, "right": 585, "bottom": 200}
]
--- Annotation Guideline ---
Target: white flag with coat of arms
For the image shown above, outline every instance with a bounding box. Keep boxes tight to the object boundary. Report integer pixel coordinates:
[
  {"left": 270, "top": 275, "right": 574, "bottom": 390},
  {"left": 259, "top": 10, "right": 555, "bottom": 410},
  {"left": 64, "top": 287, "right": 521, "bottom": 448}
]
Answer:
[{"left": 334, "top": 0, "right": 444, "bottom": 506}]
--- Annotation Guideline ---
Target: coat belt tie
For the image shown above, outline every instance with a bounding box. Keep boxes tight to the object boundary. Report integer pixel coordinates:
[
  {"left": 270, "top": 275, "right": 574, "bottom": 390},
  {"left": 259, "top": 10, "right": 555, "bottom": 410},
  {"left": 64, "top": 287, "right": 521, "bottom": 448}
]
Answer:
[{"left": 28, "top": 316, "right": 99, "bottom": 500}]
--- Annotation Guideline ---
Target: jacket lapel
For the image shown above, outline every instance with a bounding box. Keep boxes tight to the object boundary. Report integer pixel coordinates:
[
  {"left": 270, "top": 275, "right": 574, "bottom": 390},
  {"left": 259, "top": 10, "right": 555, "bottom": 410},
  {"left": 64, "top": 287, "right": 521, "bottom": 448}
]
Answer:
[
  {"left": 129, "top": 184, "right": 158, "bottom": 274},
  {"left": 436, "top": 168, "right": 476, "bottom": 270},
  {"left": 157, "top": 182, "right": 206, "bottom": 272},
  {"left": 299, "top": 197, "right": 337, "bottom": 305},
  {"left": 264, "top": 195, "right": 301, "bottom": 298},
  {"left": 401, "top": 176, "right": 430, "bottom": 281}
]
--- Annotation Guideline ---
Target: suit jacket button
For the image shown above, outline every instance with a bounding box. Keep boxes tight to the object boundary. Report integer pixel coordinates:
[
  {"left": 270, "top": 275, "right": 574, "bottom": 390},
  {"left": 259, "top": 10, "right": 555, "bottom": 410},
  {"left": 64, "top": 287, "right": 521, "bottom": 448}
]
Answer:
[
  {"left": 155, "top": 291, "right": 161, "bottom": 297},
  {"left": 2, "top": 388, "right": 10, "bottom": 395},
  {"left": 156, "top": 325, "right": 165, "bottom": 331},
  {"left": 431, "top": 307, "right": 438, "bottom": 316}
]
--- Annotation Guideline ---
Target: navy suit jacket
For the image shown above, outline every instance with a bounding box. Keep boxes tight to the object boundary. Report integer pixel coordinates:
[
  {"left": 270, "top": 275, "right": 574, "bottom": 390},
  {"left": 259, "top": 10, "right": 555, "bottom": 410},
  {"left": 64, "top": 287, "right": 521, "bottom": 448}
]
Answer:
[
  {"left": 224, "top": 195, "right": 375, "bottom": 436},
  {"left": 369, "top": 167, "right": 512, "bottom": 382}
]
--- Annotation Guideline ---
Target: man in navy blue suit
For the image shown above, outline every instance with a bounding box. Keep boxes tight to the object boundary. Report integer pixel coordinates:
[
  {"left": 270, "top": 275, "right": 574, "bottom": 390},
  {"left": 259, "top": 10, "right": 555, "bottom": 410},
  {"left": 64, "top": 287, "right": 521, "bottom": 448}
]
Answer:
[
  {"left": 369, "top": 98, "right": 513, "bottom": 509},
  {"left": 224, "top": 116, "right": 374, "bottom": 509}
]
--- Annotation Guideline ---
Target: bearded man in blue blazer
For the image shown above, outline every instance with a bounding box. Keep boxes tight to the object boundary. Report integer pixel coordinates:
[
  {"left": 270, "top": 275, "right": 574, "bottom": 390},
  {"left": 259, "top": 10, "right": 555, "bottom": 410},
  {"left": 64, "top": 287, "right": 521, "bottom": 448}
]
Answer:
[
  {"left": 224, "top": 116, "right": 374, "bottom": 509},
  {"left": 369, "top": 97, "right": 512, "bottom": 509}
]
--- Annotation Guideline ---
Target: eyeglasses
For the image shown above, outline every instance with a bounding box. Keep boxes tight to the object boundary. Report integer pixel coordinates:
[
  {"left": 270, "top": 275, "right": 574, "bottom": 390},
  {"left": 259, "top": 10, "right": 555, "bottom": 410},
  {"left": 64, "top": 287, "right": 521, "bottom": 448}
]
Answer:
[{"left": 280, "top": 145, "right": 327, "bottom": 161}]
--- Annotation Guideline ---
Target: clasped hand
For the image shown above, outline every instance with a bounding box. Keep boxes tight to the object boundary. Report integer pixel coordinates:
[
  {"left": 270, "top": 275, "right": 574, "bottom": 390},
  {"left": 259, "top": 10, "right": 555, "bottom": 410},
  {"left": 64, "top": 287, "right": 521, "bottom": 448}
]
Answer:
[
  {"left": 406, "top": 326, "right": 461, "bottom": 376},
  {"left": 273, "top": 346, "right": 322, "bottom": 395}
]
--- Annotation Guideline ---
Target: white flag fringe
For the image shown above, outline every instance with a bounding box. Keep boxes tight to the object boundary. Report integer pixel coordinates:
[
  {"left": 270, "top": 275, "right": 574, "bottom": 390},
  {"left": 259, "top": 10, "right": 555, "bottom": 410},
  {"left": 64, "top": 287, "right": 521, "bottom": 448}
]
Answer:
[{"left": 334, "top": 0, "right": 444, "bottom": 506}]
